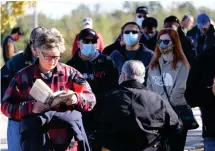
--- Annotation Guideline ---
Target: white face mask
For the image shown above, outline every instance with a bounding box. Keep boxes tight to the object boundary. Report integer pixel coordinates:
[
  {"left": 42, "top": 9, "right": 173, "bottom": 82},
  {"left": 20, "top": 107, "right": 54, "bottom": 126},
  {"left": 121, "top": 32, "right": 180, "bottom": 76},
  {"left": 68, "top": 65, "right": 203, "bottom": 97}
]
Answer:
[
  {"left": 84, "top": 24, "right": 93, "bottom": 29},
  {"left": 162, "top": 51, "right": 174, "bottom": 62}
]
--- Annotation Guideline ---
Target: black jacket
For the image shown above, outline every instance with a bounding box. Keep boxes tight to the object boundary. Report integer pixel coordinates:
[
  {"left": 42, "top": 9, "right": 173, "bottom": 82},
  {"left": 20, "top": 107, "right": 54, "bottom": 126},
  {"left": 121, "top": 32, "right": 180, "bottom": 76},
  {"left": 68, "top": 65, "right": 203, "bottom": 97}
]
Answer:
[
  {"left": 185, "top": 46, "right": 215, "bottom": 138},
  {"left": 102, "top": 42, "right": 121, "bottom": 56},
  {"left": 66, "top": 51, "right": 118, "bottom": 132},
  {"left": 101, "top": 80, "right": 182, "bottom": 151},
  {"left": 67, "top": 51, "right": 118, "bottom": 95},
  {"left": 140, "top": 31, "right": 158, "bottom": 51},
  {"left": 178, "top": 29, "right": 196, "bottom": 65},
  {"left": 20, "top": 110, "right": 90, "bottom": 151},
  {"left": 187, "top": 24, "right": 215, "bottom": 56}
]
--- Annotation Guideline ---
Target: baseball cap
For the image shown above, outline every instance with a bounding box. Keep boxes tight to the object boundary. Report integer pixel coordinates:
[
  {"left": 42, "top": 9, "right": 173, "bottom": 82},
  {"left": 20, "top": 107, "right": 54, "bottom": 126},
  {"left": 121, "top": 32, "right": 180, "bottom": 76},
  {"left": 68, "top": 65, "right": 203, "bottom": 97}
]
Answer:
[
  {"left": 79, "top": 28, "right": 98, "bottom": 40},
  {"left": 197, "top": 14, "right": 210, "bottom": 29},
  {"left": 136, "top": 6, "right": 148, "bottom": 14}
]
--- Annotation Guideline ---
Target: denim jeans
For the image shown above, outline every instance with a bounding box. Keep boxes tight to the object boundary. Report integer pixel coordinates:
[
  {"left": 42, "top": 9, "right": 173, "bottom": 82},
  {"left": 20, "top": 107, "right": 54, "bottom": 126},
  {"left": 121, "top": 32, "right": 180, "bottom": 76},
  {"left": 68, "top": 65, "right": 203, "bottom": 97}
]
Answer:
[
  {"left": 204, "top": 137, "right": 215, "bottom": 151},
  {"left": 7, "top": 119, "right": 22, "bottom": 151}
]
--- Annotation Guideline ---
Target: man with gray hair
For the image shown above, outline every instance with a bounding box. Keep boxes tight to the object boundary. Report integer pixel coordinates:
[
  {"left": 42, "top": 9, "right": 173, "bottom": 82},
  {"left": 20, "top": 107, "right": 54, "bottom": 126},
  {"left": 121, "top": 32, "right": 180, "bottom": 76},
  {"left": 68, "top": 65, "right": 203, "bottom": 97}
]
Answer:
[
  {"left": 180, "top": 14, "right": 194, "bottom": 34},
  {"left": 100, "top": 60, "right": 182, "bottom": 151}
]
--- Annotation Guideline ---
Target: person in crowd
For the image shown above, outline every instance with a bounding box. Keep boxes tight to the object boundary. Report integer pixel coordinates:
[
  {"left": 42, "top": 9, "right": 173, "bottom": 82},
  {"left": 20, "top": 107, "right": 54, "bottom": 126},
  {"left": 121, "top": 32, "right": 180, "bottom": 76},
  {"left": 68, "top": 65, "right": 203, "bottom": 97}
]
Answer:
[
  {"left": 187, "top": 13, "right": 215, "bottom": 56},
  {"left": 67, "top": 28, "right": 118, "bottom": 151},
  {"left": 135, "top": 6, "right": 149, "bottom": 28},
  {"left": 213, "top": 78, "right": 215, "bottom": 96},
  {"left": 164, "top": 15, "right": 196, "bottom": 64},
  {"left": 185, "top": 46, "right": 215, "bottom": 151},
  {"left": 2, "top": 27, "right": 24, "bottom": 63},
  {"left": 110, "top": 22, "right": 154, "bottom": 79},
  {"left": 101, "top": 60, "right": 182, "bottom": 151},
  {"left": 71, "top": 17, "right": 105, "bottom": 56},
  {"left": 147, "top": 28, "right": 191, "bottom": 151},
  {"left": 0, "top": 27, "right": 46, "bottom": 151},
  {"left": 1, "top": 28, "right": 96, "bottom": 151},
  {"left": 102, "top": 6, "right": 149, "bottom": 56},
  {"left": 140, "top": 17, "right": 158, "bottom": 51},
  {"left": 180, "top": 14, "right": 194, "bottom": 34}
]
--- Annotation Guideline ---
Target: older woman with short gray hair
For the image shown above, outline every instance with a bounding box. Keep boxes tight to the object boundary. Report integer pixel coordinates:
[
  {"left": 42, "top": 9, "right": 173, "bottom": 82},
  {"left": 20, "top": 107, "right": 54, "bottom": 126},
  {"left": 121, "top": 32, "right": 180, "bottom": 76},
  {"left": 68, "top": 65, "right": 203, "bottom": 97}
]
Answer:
[{"left": 2, "top": 28, "right": 96, "bottom": 151}]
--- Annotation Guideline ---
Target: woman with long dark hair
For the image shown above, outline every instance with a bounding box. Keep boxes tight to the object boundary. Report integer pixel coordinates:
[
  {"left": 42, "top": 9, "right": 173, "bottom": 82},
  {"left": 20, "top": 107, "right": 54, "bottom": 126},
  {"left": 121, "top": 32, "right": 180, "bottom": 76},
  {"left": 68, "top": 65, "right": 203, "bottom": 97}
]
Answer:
[{"left": 147, "top": 28, "right": 190, "bottom": 151}]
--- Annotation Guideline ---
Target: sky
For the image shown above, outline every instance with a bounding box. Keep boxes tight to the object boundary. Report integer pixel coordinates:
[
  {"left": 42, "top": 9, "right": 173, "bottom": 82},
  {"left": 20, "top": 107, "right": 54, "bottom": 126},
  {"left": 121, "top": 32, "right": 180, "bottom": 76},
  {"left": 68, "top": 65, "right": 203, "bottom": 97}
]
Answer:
[
  {"left": 33, "top": 0, "right": 215, "bottom": 19},
  {"left": 2, "top": 0, "right": 215, "bottom": 19}
]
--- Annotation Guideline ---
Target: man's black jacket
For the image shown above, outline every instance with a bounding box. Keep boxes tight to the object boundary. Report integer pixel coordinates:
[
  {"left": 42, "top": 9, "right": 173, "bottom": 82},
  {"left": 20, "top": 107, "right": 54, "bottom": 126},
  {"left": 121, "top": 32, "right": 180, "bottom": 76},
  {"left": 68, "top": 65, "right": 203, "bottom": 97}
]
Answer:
[
  {"left": 185, "top": 46, "right": 215, "bottom": 138},
  {"left": 101, "top": 80, "right": 182, "bottom": 151}
]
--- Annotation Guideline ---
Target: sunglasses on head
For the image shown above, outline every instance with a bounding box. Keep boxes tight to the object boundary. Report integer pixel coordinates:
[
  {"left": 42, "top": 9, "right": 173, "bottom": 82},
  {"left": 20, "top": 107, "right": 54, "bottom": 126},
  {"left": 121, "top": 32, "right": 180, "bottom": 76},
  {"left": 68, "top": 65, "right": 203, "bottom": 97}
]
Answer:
[
  {"left": 157, "top": 39, "right": 170, "bottom": 45},
  {"left": 82, "top": 39, "right": 97, "bottom": 44},
  {"left": 124, "top": 30, "right": 139, "bottom": 34}
]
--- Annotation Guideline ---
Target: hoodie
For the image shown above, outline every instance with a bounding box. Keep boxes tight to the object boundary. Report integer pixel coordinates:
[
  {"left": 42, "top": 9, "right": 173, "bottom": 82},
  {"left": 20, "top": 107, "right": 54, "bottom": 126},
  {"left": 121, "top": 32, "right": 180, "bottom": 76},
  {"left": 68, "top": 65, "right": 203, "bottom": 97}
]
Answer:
[{"left": 147, "top": 58, "right": 189, "bottom": 107}]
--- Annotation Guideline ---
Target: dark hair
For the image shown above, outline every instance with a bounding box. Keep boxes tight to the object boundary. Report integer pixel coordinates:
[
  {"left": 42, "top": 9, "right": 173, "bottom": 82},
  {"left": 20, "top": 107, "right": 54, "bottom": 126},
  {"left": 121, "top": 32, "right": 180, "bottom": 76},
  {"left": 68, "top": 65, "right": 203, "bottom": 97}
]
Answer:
[
  {"left": 24, "top": 27, "right": 47, "bottom": 61},
  {"left": 164, "top": 15, "right": 185, "bottom": 38},
  {"left": 164, "top": 15, "right": 180, "bottom": 25},
  {"left": 11, "top": 27, "right": 24, "bottom": 35},
  {"left": 121, "top": 22, "right": 140, "bottom": 34},
  {"left": 142, "top": 17, "right": 158, "bottom": 28},
  {"left": 181, "top": 14, "right": 193, "bottom": 22}
]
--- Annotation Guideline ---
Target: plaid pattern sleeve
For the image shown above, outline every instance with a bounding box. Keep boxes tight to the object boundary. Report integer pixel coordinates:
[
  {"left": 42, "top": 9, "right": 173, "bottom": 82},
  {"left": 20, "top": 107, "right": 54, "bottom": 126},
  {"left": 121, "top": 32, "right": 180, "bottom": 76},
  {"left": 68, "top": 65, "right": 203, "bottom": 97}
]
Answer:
[
  {"left": 1, "top": 71, "right": 34, "bottom": 120},
  {"left": 67, "top": 67, "right": 96, "bottom": 112}
]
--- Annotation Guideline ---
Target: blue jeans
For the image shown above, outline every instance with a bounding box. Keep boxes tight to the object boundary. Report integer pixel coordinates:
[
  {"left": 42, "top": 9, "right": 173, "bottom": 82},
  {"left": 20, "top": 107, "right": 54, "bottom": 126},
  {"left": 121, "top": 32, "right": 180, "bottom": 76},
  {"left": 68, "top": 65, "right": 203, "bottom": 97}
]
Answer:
[
  {"left": 204, "top": 137, "right": 215, "bottom": 151},
  {"left": 7, "top": 119, "right": 22, "bottom": 151}
]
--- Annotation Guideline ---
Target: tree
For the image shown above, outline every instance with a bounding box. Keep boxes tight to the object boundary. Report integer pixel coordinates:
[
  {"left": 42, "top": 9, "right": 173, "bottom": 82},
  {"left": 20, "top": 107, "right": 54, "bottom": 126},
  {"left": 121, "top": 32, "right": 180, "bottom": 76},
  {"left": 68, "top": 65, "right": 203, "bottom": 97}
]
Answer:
[{"left": 1, "top": 1, "right": 36, "bottom": 33}]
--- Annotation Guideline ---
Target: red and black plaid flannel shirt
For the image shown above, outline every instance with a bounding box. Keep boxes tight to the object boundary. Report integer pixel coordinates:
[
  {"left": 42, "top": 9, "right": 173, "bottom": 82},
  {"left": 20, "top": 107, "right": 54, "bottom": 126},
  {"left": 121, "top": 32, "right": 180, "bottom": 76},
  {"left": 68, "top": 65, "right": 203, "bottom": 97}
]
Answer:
[{"left": 1, "top": 61, "right": 96, "bottom": 145}]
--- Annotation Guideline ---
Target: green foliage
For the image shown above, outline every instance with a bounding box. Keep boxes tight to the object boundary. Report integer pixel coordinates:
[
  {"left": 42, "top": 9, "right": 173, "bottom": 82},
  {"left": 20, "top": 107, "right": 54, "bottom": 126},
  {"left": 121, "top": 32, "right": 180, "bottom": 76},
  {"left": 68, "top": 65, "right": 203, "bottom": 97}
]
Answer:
[{"left": 2, "top": 1, "right": 215, "bottom": 64}]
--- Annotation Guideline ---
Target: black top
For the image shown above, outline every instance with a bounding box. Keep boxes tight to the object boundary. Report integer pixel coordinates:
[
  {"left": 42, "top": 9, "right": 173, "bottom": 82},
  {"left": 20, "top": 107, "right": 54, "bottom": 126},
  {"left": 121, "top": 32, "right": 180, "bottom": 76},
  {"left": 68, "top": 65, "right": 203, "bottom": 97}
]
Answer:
[{"left": 101, "top": 80, "right": 182, "bottom": 151}]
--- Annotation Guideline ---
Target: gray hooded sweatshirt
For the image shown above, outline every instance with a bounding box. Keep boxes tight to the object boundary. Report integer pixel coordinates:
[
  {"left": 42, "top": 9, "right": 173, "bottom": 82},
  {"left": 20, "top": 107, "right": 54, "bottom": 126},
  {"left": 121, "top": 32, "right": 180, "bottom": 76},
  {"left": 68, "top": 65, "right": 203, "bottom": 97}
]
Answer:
[{"left": 147, "top": 57, "right": 189, "bottom": 107}]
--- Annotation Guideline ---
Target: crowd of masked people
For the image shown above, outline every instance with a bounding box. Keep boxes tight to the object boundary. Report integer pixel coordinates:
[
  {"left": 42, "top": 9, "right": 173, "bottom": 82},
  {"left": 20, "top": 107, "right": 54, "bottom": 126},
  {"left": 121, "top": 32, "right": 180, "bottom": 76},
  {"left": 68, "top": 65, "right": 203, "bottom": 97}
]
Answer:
[{"left": 1, "top": 5, "right": 215, "bottom": 151}]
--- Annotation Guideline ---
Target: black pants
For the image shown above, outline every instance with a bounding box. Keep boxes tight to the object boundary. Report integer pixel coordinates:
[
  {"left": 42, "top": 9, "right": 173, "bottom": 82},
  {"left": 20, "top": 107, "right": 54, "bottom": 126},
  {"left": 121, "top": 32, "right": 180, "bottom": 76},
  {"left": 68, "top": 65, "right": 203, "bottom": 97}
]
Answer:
[{"left": 168, "top": 129, "right": 188, "bottom": 151}]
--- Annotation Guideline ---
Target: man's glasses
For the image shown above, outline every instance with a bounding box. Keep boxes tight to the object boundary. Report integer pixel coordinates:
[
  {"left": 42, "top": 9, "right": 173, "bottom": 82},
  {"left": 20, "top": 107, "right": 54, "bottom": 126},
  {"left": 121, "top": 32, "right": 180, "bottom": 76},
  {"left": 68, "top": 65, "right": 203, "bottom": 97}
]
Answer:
[
  {"left": 82, "top": 39, "right": 97, "bottom": 44},
  {"left": 124, "top": 30, "right": 139, "bottom": 34},
  {"left": 41, "top": 52, "right": 61, "bottom": 61},
  {"left": 157, "top": 39, "right": 170, "bottom": 45}
]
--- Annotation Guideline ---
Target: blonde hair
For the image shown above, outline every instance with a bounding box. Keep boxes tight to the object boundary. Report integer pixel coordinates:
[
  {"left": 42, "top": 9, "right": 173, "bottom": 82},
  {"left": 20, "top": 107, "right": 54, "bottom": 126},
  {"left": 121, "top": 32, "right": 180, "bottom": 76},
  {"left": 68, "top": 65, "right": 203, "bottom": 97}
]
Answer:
[{"left": 35, "top": 28, "right": 65, "bottom": 53}]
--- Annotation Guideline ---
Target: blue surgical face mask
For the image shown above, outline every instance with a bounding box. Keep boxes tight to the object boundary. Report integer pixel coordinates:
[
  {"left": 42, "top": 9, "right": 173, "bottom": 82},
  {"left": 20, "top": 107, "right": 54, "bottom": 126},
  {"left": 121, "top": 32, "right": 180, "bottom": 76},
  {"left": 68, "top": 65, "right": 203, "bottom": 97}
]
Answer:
[
  {"left": 136, "top": 17, "right": 144, "bottom": 27},
  {"left": 123, "top": 33, "right": 139, "bottom": 46},
  {"left": 80, "top": 43, "right": 97, "bottom": 57}
]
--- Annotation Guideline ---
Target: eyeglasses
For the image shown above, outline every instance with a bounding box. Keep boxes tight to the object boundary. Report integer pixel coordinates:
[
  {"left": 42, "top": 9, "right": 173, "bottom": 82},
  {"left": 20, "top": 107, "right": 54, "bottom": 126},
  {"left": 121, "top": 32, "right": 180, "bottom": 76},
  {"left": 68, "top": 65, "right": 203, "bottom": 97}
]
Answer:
[
  {"left": 124, "top": 30, "right": 139, "bottom": 34},
  {"left": 157, "top": 39, "right": 170, "bottom": 45},
  {"left": 41, "top": 52, "right": 61, "bottom": 61},
  {"left": 82, "top": 39, "right": 97, "bottom": 44}
]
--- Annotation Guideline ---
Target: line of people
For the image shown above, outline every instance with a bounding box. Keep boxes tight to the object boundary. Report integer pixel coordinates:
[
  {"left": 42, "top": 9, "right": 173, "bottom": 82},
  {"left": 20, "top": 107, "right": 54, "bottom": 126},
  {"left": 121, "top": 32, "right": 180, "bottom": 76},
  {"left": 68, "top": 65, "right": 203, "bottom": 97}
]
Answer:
[{"left": 1, "top": 5, "right": 215, "bottom": 151}]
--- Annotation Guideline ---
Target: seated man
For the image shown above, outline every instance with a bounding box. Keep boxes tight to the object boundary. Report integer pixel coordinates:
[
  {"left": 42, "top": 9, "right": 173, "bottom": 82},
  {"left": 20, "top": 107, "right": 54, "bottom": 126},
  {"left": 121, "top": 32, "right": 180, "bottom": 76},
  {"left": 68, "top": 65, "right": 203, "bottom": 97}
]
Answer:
[
  {"left": 1, "top": 28, "right": 96, "bottom": 151},
  {"left": 101, "top": 60, "right": 182, "bottom": 151}
]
